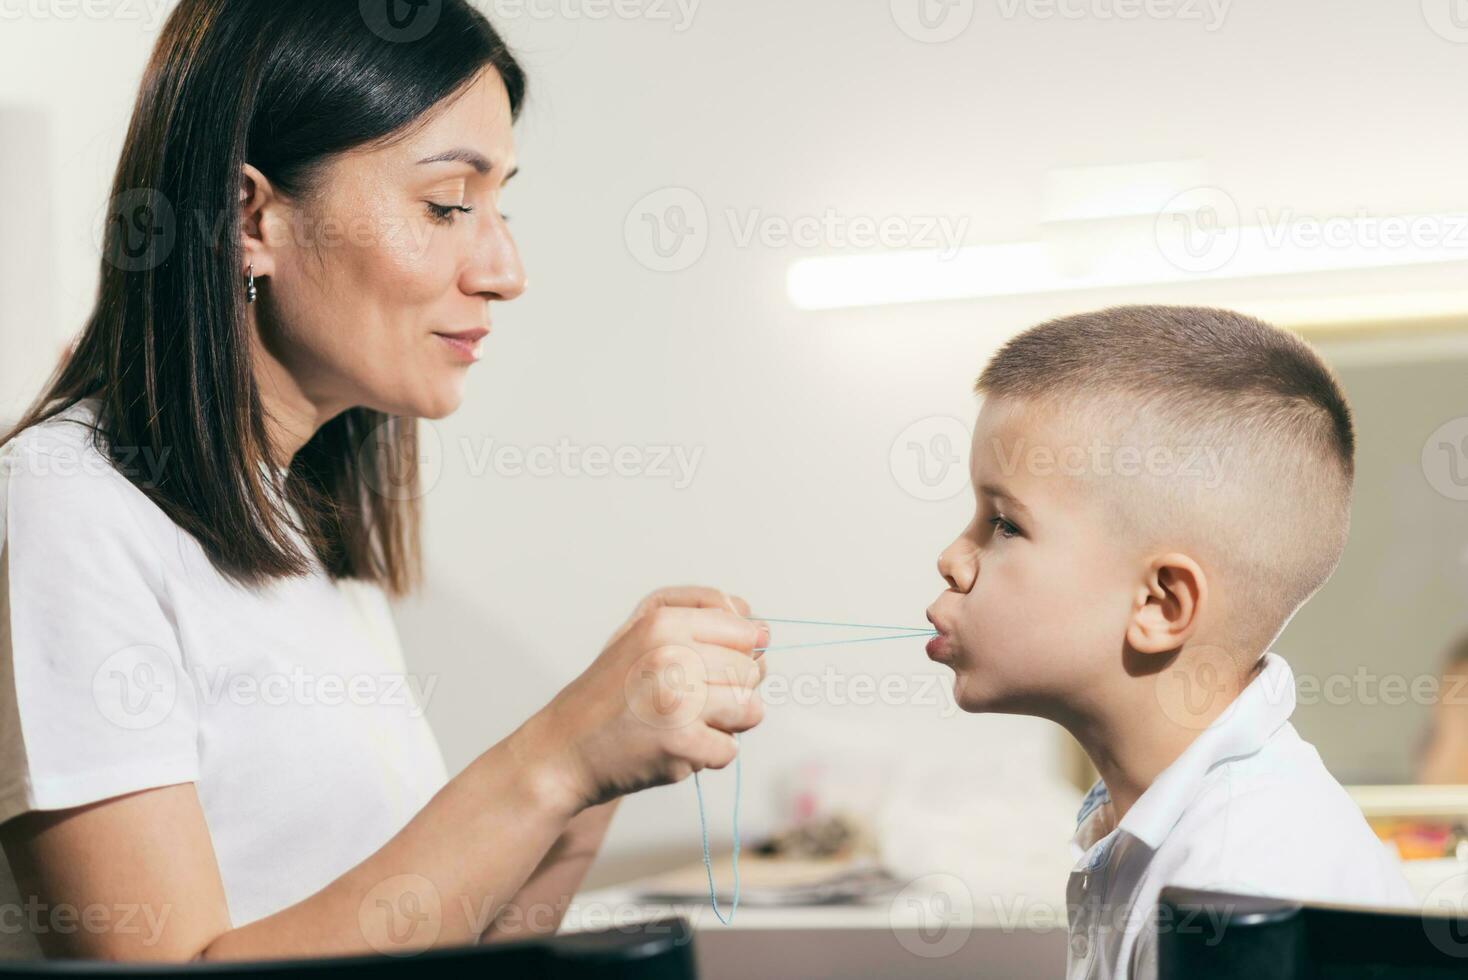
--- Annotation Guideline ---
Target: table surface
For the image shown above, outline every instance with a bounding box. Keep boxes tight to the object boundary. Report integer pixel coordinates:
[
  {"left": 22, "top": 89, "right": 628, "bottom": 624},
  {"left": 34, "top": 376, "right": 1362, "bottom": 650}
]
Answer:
[
  {"left": 568, "top": 857, "right": 1466, "bottom": 933},
  {"left": 567, "top": 881, "right": 1070, "bottom": 933}
]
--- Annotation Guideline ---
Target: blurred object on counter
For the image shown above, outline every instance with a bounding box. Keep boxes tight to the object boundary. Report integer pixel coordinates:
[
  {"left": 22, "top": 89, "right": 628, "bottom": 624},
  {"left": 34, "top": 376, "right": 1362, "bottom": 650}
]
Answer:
[
  {"left": 631, "top": 813, "right": 899, "bottom": 908},
  {"left": 1368, "top": 816, "right": 1468, "bottom": 861},
  {"left": 751, "top": 811, "right": 870, "bottom": 861}
]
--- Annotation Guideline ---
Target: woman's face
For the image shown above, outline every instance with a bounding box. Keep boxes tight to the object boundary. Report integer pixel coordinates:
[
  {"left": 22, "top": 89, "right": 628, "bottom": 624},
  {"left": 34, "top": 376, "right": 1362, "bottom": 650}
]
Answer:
[{"left": 246, "top": 68, "right": 525, "bottom": 426}]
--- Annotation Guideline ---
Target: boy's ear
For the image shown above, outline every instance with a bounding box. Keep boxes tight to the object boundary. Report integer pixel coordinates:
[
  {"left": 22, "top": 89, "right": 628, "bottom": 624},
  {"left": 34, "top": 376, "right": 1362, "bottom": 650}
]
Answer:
[{"left": 1127, "top": 553, "right": 1207, "bottom": 655}]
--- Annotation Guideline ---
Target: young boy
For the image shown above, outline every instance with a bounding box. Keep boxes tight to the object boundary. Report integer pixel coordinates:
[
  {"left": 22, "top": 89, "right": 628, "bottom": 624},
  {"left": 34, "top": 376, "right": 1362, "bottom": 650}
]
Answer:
[{"left": 923, "top": 305, "right": 1415, "bottom": 980}]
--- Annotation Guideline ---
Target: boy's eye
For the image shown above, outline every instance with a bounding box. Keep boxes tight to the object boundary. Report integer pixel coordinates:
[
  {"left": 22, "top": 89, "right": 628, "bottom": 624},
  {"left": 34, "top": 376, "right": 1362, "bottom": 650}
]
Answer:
[
  {"left": 426, "top": 201, "right": 474, "bottom": 224},
  {"left": 988, "top": 515, "right": 1021, "bottom": 539}
]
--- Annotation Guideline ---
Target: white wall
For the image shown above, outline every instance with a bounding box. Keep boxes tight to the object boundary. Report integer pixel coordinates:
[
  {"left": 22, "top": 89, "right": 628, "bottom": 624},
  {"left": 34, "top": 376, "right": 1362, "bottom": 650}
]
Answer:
[{"left": 4, "top": 0, "right": 1468, "bottom": 882}]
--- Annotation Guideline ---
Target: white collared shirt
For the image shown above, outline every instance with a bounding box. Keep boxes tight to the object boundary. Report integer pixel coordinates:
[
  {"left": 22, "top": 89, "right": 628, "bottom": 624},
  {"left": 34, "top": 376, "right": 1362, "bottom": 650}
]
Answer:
[{"left": 1065, "top": 652, "right": 1416, "bottom": 980}]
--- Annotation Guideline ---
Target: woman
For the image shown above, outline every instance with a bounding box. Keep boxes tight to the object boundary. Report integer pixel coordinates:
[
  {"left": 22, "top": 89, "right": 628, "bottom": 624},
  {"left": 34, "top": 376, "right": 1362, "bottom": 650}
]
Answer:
[{"left": 0, "top": 0, "right": 767, "bottom": 961}]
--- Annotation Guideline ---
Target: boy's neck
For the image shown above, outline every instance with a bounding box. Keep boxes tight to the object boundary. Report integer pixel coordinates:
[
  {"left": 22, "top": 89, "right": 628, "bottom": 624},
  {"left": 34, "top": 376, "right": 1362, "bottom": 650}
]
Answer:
[{"left": 1060, "top": 652, "right": 1267, "bottom": 825}]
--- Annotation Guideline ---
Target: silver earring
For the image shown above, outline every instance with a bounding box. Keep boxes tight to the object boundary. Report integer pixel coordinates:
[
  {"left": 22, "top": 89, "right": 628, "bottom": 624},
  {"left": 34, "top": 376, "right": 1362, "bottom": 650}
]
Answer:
[{"left": 246, "top": 264, "right": 258, "bottom": 305}]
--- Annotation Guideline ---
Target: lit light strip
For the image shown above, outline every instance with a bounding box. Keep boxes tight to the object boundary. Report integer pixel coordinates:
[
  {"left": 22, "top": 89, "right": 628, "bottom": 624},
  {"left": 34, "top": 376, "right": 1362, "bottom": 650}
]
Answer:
[{"left": 787, "top": 214, "right": 1468, "bottom": 311}]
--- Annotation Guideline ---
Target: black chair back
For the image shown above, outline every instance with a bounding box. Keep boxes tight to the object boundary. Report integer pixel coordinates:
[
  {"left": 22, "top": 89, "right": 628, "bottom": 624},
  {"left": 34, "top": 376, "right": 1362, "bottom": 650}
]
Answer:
[
  {"left": 0, "top": 917, "right": 695, "bottom": 980},
  {"left": 1158, "top": 886, "right": 1468, "bottom": 979}
]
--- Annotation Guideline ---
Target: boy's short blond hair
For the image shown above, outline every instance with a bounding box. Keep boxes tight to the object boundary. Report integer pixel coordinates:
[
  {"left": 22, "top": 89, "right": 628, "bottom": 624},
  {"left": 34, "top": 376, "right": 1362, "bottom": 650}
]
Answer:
[{"left": 976, "top": 305, "right": 1354, "bottom": 655}]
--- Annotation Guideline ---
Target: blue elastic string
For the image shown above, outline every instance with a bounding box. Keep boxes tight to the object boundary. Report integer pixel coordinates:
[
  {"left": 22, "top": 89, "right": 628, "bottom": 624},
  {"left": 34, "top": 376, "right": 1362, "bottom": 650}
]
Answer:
[
  {"left": 693, "top": 733, "right": 741, "bottom": 925},
  {"left": 748, "top": 616, "right": 936, "bottom": 653},
  {"left": 753, "top": 616, "right": 938, "bottom": 633},
  {"left": 692, "top": 616, "right": 937, "bottom": 925},
  {"left": 755, "top": 631, "right": 935, "bottom": 653}
]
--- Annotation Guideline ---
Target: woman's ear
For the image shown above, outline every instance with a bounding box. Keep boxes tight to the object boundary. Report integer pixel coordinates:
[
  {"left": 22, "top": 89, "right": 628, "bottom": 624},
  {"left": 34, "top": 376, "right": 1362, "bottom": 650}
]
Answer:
[
  {"left": 239, "top": 163, "right": 279, "bottom": 278},
  {"left": 1127, "top": 553, "right": 1207, "bottom": 656}
]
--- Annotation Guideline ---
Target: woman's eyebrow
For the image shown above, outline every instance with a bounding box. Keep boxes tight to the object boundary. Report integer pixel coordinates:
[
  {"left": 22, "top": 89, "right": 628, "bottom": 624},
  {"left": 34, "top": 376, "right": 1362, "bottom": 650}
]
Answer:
[
  {"left": 415, "top": 147, "right": 494, "bottom": 175},
  {"left": 415, "top": 149, "right": 520, "bottom": 185}
]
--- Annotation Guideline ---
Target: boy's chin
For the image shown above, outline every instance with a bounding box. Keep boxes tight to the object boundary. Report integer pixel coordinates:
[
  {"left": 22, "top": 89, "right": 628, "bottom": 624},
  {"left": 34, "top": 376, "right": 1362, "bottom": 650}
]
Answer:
[
  {"left": 951, "top": 672, "right": 1039, "bottom": 716},
  {"left": 951, "top": 671, "right": 1000, "bottom": 713}
]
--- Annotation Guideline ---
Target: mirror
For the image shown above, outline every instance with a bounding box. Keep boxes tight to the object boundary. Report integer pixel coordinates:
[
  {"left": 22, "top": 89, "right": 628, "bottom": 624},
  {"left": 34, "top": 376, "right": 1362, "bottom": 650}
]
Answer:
[{"left": 1286, "top": 326, "right": 1468, "bottom": 787}]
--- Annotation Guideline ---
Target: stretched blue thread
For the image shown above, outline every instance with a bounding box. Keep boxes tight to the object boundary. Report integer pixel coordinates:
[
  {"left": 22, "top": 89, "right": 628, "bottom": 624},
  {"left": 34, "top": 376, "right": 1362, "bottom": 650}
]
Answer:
[
  {"left": 693, "top": 617, "right": 937, "bottom": 925},
  {"left": 756, "top": 631, "right": 935, "bottom": 653},
  {"left": 693, "top": 733, "right": 741, "bottom": 925},
  {"left": 752, "top": 616, "right": 937, "bottom": 633}
]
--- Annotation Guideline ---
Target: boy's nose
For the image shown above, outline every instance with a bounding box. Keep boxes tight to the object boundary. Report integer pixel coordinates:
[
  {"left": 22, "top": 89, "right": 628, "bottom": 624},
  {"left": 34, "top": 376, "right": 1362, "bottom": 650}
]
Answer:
[{"left": 937, "top": 541, "right": 977, "bottom": 593}]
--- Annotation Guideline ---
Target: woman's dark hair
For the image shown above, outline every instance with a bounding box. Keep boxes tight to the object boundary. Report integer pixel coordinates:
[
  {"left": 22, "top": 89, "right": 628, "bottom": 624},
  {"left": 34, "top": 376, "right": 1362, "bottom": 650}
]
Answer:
[{"left": 0, "top": 0, "right": 526, "bottom": 597}]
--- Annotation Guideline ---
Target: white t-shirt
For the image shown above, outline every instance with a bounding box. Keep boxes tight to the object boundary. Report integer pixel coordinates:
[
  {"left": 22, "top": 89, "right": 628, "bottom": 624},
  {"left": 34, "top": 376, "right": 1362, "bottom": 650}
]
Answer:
[
  {"left": 0, "top": 398, "right": 449, "bottom": 957},
  {"left": 1065, "top": 651, "right": 1417, "bottom": 980}
]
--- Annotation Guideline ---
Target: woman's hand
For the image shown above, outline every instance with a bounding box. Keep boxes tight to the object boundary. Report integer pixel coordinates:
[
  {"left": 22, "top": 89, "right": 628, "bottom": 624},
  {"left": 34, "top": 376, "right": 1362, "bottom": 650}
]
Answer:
[{"left": 529, "top": 586, "right": 769, "bottom": 812}]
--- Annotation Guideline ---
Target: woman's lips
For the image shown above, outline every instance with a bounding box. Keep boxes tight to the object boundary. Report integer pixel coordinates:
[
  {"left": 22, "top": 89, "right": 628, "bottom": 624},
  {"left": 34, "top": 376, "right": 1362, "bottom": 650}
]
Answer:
[{"left": 434, "top": 328, "right": 488, "bottom": 363}]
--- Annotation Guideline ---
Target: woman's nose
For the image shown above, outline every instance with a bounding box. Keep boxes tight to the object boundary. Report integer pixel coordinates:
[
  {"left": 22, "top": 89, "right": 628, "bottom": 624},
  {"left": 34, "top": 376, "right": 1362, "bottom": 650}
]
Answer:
[
  {"left": 937, "top": 539, "right": 977, "bottom": 593},
  {"left": 467, "top": 221, "right": 527, "bottom": 302},
  {"left": 493, "top": 245, "right": 527, "bottom": 301}
]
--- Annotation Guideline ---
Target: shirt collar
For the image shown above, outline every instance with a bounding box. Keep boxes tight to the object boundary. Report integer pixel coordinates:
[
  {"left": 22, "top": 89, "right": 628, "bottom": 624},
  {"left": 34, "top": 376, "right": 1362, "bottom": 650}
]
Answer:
[{"left": 1074, "top": 651, "right": 1297, "bottom": 852}]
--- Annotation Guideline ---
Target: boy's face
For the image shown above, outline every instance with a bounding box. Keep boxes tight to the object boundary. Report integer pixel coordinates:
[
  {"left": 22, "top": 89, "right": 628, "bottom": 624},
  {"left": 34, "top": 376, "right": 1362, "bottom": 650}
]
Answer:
[{"left": 925, "top": 396, "right": 1141, "bottom": 716}]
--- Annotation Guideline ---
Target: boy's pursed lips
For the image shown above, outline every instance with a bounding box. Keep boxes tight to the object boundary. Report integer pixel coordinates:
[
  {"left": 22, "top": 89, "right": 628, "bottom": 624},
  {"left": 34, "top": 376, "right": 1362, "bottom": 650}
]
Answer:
[{"left": 925, "top": 608, "right": 954, "bottom": 662}]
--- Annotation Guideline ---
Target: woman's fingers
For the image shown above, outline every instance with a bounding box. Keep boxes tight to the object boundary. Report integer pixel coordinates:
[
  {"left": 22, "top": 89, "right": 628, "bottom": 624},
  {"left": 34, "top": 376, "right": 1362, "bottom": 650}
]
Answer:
[
  {"left": 700, "top": 685, "right": 764, "bottom": 735},
  {"left": 688, "top": 728, "right": 741, "bottom": 771},
  {"left": 640, "top": 586, "right": 751, "bottom": 617},
  {"left": 688, "top": 643, "right": 766, "bottom": 688},
  {"left": 626, "top": 587, "right": 770, "bottom": 658},
  {"left": 638, "top": 588, "right": 761, "bottom": 645},
  {"left": 724, "top": 593, "right": 753, "bottom": 619},
  {"left": 611, "top": 586, "right": 757, "bottom": 649},
  {"left": 641, "top": 605, "right": 766, "bottom": 656}
]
